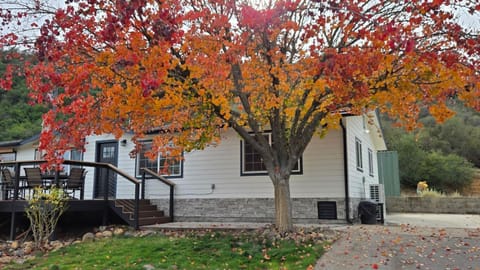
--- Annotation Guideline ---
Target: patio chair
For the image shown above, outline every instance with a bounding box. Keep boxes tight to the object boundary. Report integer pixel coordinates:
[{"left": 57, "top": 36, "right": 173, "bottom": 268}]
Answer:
[
  {"left": 24, "top": 167, "right": 46, "bottom": 193},
  {"left": 1, "top": 169, "right": 16, "bottom": 199},
  {"left": 64, "top": 167, "right": 86, "bottom": 200}
]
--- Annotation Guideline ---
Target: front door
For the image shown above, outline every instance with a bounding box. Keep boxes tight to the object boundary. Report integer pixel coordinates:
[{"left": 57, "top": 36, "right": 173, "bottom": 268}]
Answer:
[{"left": 94, "top": 141, "right": 118, "bottom": 199}]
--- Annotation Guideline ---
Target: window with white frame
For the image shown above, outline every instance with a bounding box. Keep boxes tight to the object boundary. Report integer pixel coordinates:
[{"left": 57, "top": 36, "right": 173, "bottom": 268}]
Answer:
[
  {"left": 241, "top": 133, "right": 302, "bottom": 175},
  {"left": 368, "top": 148, "right": 374, "bottom": 176},
  {"left": 0, "top": 151, "right": 16, "bottom": 172},
  {"left": 70, "top": 149, "right": 83, "bottom": 161},
  {"left": 0, "top": 152, "right": 16, "bottom": 162},
  {"left": 34, "top": 149, "right": 41, "bottom": 160},
  {"left": 136, "top": 141, "right": 183, "bottom": 178},
  {"left": 62, "top": 149, "right": 84, "bottom": 171},
  {"left": 355, "top": 137, "right": 363, "bottom": 172}
]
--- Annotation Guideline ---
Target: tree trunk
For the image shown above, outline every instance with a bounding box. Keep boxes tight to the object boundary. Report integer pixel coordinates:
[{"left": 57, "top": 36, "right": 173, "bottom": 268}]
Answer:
[{"left": 273, "top": 177, "right": 293, "bottom": 233}]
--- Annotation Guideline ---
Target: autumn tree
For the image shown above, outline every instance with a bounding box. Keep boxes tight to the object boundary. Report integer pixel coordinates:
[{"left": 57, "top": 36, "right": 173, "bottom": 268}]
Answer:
[{"left": 1, "top": 0, "right": 479, "bottom": 232}]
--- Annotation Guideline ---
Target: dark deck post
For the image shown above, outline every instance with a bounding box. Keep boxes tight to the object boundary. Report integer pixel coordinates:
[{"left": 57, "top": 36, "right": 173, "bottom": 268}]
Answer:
[
  {"left": 10, "top": 162, "right": 21, "bottom": 240},
  {"left": 102, "top": 167, "right": 110, "bottom": 226},
  {"left": 141, "top": 171, "right": 146, "bottom": 200},
  {"left": 169, "top": 185, "right": 174, "bottom": 222},
  {"left": 134, "top": 183, "right": 139, "bottom": 230}
]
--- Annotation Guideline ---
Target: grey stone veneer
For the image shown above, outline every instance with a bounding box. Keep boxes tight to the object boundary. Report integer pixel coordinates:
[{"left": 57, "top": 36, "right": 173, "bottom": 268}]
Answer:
[{"left": 150, "top": 197, "right": 353, "bottom": 224}]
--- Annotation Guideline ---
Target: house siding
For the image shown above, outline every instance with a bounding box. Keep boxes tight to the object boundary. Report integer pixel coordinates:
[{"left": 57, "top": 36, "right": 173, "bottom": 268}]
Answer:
[
  {"left": 141, "top": 129, "right": 345, "bottom": 200},
  {"left": 4, "top": 113, "right": 386, "bottom": 223},
  {"left": 344, "top": 115, "right": 382, "bottom": 218},
  {"left": 15, "top": 142, "right": 37, "bottom": 161}
]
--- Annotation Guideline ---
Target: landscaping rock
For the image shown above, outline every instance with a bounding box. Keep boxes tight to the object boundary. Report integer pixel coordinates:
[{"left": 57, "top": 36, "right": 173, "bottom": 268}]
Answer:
[
  {"left": 124, "top": 230, "right": 136, "bottom": 237},
  {"left": 0, "top": 256, "right": 12, "bottom": 265},
  {"left": 113, "top": 228, "right": 125, "bottom": 236},
  {"left": 138, "top": 230, "right": 155, "bottom": 237},
  {"left": 13, "top": 249, "right": 24, "bottom": 257},
  {"left": 82, "top": 232, "right": 95, "bottom": 242},
  {"left": 23, "top": 245, "right": 33, "bottom": 255},
  {"left": 10, "top": 240, "right": 19, "bottom": 249},
  {"left": 102, "top": 230, "right": 113, "bottom": 238},
  {"left": 95, "top": 232, "right": 103, "bottom": 238},
  {"left": 50, "top": 240, "right": 64, "bottom": 251}
]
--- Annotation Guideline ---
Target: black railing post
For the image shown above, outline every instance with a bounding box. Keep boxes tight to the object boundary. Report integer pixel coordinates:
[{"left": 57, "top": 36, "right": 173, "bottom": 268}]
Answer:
[
  {"left": 54, "top": 169, "right": 60, "bottom": 187},
  {"left": 10, "top": 162, "right": 21, "bottom": 240},
  {"left": 104, "top": 167, "right": 110, "bottom": 201},
  {"left": 13, "top": 163, "right": 20, "bottom": 200},
  {"left": 102, "top": 167, "right": 110, "bottom": 226},
  {"left": 141, "top": 171, "right": 146, "bottom": 200},
  {"left": 134, "top": 183, "right": 140, "bottom": 230},
  {"left": 169, "top": 186, "right": 174, "bottom": 222}
]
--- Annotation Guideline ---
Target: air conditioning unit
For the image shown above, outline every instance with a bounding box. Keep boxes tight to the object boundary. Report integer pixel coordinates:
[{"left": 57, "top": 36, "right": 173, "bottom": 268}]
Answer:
[
  {"left": 370, "top": 184, "right": 385, "bottom": 224},
  {"left": 369, "top": 184, "right": 385, "bottom": 203}
]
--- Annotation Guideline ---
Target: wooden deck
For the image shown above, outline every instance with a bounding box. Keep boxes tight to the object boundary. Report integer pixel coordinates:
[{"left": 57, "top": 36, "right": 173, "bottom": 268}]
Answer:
[
  {"left": 0, "top": 198, "right": 172, "bottom": 240},
  {"left": 0, "top": 199, "right": 106, "bottom": 212},
  {"left": 0, "top": 160, "right": 175, "bottom": 240}
]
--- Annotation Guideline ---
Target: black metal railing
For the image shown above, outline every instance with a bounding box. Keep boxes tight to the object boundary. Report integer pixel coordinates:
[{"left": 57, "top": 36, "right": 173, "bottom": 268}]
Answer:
[
  {"left": 0, "top": 159, "right": 143, "bottom": 237},
  {"left": 141, "top": 168, "right": 175, "bottom": 221}
]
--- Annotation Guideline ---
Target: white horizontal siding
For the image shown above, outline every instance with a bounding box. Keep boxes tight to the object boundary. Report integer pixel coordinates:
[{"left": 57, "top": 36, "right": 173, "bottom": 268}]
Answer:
[
  {"left": 5, "top": 114, "right": 385, "bottom": 203},
  {"left": 138, "top": 129, "right": 346, "bottom": 199},
  {"left": 345, "top": 115, "right": 381, "bottom": 200},
  {"left": 14, "top": 142, "right": 36, "bottom": 162}
]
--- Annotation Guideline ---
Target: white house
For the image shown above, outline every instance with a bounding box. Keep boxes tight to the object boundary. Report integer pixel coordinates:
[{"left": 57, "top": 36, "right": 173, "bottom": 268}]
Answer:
[{"left": 0, "top": 113, "right": 387, "bottom": 224}]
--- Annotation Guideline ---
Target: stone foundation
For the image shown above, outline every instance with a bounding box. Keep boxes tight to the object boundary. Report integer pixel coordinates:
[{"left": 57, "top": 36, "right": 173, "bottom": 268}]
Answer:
[{"left": 150, "top": 197, "right": 349, "bottom": 224}]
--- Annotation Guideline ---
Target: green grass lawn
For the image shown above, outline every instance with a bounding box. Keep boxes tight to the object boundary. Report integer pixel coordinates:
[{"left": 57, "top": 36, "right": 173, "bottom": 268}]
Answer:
[{"left": 4, "top": 231, "right": 328, "bottom": 270}]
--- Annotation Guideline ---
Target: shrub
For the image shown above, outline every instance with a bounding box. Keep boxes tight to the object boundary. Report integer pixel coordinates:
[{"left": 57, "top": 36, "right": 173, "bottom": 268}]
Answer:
[
  {"left": 25, "top": 187, "right": 68, "bottom": 250},
  {"left": 418, "top": 152, "right": 475, "bottom": 193},
  {"left": 449, "top": 191, "right": 462, "bottom": 197},
  {"left": 388, "top": 132, "right": 475, "bottom": 192},
  {"left": 420, "top": 188, "right": 445, "bottom": 198}
]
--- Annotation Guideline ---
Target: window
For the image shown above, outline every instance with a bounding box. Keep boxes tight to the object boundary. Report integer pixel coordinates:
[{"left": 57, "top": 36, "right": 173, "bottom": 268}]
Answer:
[
  {"left": 355, "top": 138, "right": 363, "bottom": 172},
  {"left": 62, "top": 149, "right": 84, "bottom": 171},
  {"left": 368, "top": 148, "right": 374, "bottom": 176},
  {"left": 136, "top": 141, "right": 183, "bottom": 178},
  {"left": 241, "top": 133, "right": 302, "bottom": 175},
  {"left": 0, "top": 152, "right": 16, "bottom": 162},
  {"left": 70, "top": 149, "right": 84, "bottom": 161},
  {"left": 0, "top": 151, "right": 16, "bottom": 171}
]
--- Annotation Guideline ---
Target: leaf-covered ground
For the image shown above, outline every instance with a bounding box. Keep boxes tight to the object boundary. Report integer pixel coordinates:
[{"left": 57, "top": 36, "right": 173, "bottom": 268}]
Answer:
[{"left": 316, "top": 225, "right": 480, "bottom": 270}]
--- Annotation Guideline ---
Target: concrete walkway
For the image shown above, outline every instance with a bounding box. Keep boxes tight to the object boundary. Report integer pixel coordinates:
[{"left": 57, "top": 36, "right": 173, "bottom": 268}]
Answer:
[
  {"left": 143, "top": 213, "right": 480, "bottom": 231},
  {"left": 316, "top": 213, "right": 480, "bottom": 270},
  {"left": 386, "top": 213, "right": 480, "bottom": 228}
]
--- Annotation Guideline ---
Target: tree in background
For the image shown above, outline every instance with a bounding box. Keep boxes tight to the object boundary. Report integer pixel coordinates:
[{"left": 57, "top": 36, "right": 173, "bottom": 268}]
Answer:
[
  {"left": 383, "top": 101, "right": 478, "bottom": 192},
  {"left": 418, "top": 104, "right": 480, "bottom": 168},
  {"left": 0, "top": 52, "right": 46, "bottom": 140},
  {"left": 1, "top": 0, "right": 479, "bottom": 232}
]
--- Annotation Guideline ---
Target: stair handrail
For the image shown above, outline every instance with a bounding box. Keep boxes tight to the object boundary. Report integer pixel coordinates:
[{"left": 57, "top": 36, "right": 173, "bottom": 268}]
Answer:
[
  {"left": 63, "top": 160, "right": 142, "bottom": 229},
  {"left": 141, "top": 168, "right": 175, "bottom": 221}
]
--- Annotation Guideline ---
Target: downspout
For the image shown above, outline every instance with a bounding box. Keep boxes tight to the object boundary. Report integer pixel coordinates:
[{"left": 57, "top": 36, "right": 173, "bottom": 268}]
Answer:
[{"left": 340, "top": 118, "right": 353, "bottom": 224}]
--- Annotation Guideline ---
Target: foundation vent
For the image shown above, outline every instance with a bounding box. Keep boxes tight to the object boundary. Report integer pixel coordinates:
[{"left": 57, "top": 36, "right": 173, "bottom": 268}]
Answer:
[{"left": 317, "top": 201, "right": 337, "bottom": 220}]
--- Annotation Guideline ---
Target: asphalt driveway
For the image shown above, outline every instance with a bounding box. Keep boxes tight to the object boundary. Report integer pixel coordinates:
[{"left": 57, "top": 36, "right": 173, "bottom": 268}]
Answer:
[{"left": 315, "top": 214, "right": 480, "bottom": 270}]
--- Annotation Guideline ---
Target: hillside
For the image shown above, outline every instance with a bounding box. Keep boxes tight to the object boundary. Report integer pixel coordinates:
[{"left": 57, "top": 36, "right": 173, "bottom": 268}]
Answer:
[{"left": 0, "top": 54, "right": 47, "bottom": 141}]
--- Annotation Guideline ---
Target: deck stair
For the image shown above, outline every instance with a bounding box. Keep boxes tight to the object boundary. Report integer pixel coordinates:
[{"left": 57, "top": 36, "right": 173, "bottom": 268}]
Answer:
[{"left": 112, "top": 199, "right": 171, "bottom": 226}]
